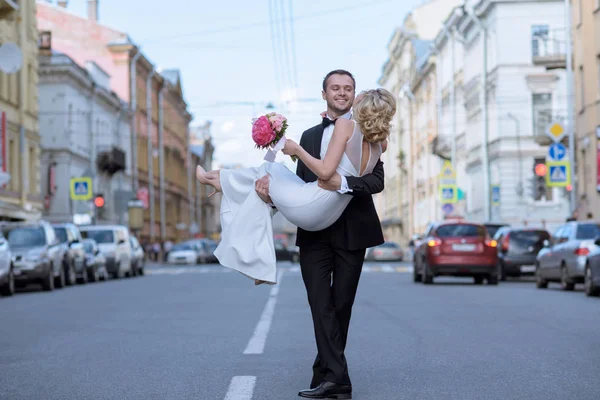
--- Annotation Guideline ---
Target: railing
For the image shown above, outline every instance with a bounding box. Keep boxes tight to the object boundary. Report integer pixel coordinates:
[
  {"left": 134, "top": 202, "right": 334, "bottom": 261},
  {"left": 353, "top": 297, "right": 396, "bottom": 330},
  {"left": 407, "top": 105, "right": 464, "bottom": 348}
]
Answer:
[{"left": 532, "top": 28, "right": 566, "bottom": 64}]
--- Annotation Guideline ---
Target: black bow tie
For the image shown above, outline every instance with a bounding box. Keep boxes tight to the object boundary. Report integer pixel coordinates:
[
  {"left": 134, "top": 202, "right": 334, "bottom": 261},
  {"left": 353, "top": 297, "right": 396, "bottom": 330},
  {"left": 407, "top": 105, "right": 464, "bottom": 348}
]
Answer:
[{"left": 322, "top": 117, "right": 337, "bottom": 128}]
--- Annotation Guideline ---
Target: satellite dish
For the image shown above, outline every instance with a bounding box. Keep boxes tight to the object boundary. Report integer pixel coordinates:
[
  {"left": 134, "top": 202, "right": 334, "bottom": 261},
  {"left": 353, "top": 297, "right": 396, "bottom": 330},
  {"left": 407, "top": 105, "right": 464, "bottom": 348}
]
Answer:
[{"left": 0, "top": 42, "right": 23, "bottom": 74}]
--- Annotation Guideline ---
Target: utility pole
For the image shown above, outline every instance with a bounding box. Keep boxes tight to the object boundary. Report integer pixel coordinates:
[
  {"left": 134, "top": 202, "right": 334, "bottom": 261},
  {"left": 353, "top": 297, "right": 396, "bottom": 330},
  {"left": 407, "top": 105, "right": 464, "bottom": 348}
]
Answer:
[
  {"left": 130, "top": 48, "right": 143, "bottom": 195},
  {"left": 158, "top": 86, "right": 166, "bottom": 241},
  {"left": 146, "top": 67, "right": 156, "bottom": 240},
  {"left": 467, "top": 8, "right": 491, "bottom": 222},
  {"left": 564, "top": 0, "right": 577, "bottom": 214}
]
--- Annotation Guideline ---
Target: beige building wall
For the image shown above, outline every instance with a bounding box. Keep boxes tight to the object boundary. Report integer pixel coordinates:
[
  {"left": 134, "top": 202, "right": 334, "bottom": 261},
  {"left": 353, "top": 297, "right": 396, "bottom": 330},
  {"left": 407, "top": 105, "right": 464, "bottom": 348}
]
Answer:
[
  {"left": 0, "top": 0, "right": 42, "bottom": 221},
  {"left": 573, "top": 0, "right": 600, "bottom": 218}
]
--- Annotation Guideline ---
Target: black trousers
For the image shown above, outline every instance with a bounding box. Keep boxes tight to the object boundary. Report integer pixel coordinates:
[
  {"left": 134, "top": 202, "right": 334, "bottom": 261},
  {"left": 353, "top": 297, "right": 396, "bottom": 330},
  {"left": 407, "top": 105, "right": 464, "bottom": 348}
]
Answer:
[{"left": 299, "top": 241, "right": 366, "bottom": 387}]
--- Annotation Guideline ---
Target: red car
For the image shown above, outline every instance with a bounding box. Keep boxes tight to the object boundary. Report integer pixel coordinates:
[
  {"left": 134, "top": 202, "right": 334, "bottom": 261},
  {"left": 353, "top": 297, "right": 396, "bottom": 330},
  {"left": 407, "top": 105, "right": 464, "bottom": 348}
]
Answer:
[{"left": 413, "top": 221, "right": 499, "bottom": 285}]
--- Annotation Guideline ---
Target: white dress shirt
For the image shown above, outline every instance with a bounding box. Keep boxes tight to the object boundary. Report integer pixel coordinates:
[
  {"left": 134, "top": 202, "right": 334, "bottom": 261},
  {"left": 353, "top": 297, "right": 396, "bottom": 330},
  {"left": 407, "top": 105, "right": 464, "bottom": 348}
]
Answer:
[{"left": 322, "top": 111, "right": 353, "bottom": 193}]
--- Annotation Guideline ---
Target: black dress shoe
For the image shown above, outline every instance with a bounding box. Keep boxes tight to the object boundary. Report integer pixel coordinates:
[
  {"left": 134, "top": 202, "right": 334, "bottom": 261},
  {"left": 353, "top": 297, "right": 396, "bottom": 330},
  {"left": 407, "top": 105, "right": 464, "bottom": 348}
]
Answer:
[{"left": 298, "top": 381, "right": 352, "bottom": 399}]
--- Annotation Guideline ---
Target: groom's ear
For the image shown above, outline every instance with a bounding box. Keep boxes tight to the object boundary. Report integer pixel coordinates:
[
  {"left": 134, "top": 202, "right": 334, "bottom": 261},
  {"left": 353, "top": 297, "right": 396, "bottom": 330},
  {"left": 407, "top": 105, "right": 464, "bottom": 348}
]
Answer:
[{"left": 321, "top": 90, "right": 326, "bottom": 100}]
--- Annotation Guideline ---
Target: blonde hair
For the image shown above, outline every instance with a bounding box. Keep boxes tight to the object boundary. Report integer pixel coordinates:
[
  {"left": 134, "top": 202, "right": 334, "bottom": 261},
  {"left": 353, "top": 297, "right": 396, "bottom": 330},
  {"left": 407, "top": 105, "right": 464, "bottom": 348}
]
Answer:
[{"left": 353, "top": 88, "right": 396, "bottom": 143}]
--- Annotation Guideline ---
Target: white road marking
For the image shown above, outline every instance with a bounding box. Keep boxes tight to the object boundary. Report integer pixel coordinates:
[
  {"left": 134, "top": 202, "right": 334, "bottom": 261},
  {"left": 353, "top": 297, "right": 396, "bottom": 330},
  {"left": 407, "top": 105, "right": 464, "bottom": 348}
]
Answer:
[
  {"left": 224, "top": 376, "right": 256, "bottom": 400},
  {"left": 243, "top": 269, "right": 284, "bottom": 355},
  {"left": 381, "top": 265, "right": 395, "bottom": 273}
]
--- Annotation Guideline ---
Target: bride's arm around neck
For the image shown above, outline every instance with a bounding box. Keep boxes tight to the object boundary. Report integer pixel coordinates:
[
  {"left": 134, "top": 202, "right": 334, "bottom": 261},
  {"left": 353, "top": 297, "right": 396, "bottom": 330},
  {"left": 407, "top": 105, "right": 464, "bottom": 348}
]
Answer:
[{"left": 293, "top": 119, "right": 354, "bottom": 180}]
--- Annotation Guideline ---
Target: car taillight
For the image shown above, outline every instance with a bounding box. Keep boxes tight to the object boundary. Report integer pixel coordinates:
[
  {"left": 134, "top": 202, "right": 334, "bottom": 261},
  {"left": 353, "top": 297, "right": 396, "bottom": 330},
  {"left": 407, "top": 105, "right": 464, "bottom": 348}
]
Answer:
[
  {"left": 574, "top": 247, "right": 590, "bottom": 256},
  {"left": 502, "top": 233, "right": 510, "bottom": 251},
  {"left": 428, "top": 238, "right": 442, "bottom": 247},
  {"left": 485, "top": 239, "right": 498, "bottom": 248}
]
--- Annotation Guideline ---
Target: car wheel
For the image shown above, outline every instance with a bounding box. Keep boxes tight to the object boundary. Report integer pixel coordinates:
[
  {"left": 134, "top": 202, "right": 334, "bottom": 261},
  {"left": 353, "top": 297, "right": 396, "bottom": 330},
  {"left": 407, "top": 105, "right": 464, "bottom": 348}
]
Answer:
[
  {"left": 498, "top": 261, "right": 506, "bottom": 281},
  {"left": 422, "top": 260, "right": 433, "bottom": 284},
  {"left": 42, "top": 264, "right": 55, "bottom": 291},
  {"left": 535, "top": 264, "right": 548, "bottom": 289},
  {"left": 79, "top": 265, "right": 88, "bottom": 284},
  {"left": 0, "top": 265, "right": 15, "bottom": 296},
  {"left": 55, "top": 263, "right": 66, "bottom": 289},
  {"left": 488, "top": 267, "right": 499, "bottom": 285},
  {"left": 560, "top": 264, "right": 575, "bottom": 291},
  {"left": 584, "top": 264, "right": 600, "bottom": 297},
  {"left": 412, "top": 263, "right": 422, "bottom": 283},
  {"left": 474, "top": 276, "right": 484, "bottom": 285},
  {"left": 89, "top": 265, "right": 99, "bottom": 283},
  {"left": 66, "top": 261, "right": 76, "bottom": 286}
]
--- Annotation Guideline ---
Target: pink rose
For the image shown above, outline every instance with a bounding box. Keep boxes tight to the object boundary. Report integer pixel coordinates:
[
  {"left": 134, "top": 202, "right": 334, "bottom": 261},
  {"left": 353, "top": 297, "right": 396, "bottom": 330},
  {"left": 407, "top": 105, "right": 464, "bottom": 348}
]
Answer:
[
  {"left": 269, "top": 114, "right": 286, "bottom": 133},
  {"left": 252, "top": 116, "right": 276, "bottom": 146}
]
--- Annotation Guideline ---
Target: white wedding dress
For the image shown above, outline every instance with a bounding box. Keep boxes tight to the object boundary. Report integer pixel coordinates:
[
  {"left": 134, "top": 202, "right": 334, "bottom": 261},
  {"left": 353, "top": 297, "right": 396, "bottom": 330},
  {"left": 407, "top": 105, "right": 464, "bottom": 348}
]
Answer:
[{"left": 213, "top": 121, "right": 382, "bottom": 284}]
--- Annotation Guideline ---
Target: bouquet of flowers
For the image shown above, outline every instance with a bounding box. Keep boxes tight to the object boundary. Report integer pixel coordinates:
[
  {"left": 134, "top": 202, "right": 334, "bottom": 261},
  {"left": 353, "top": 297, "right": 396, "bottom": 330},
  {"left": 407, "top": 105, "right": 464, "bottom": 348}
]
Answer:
[{"left": 252, "top": 112, "right": 297, "bottom": 162}]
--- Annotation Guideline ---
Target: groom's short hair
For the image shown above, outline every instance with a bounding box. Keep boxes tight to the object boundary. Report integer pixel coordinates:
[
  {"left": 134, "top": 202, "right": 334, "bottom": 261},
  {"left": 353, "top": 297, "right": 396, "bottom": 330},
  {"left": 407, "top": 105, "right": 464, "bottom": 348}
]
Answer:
[{"left": 322, "top": 69, "right": 356, "bottom": 91}]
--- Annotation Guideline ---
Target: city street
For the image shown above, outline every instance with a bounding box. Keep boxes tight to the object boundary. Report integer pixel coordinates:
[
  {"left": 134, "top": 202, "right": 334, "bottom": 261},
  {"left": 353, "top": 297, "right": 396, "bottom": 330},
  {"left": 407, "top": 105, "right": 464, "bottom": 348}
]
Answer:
[{"left": 1, "top": 260, "right": 599, "bottom": 400}]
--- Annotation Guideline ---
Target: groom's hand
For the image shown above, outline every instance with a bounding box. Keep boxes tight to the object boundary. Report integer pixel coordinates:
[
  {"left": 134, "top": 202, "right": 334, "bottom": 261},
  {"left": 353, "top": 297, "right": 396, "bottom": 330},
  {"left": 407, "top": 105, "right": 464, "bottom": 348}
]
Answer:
[
  {"left": 317, "top": 173, "right": 342, "bottom": 191},
  {"left": 255, "top": 175, "right": 274, "bottom": 204}
]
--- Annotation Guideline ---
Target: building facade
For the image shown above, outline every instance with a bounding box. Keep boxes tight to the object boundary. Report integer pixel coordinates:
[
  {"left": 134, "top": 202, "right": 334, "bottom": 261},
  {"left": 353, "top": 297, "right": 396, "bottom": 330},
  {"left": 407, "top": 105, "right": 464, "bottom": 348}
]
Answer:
[
  {"left": 37, "top": 1, "right": 198, "bottom": 242},
  {"left": 0, "top": 0, "right": 43, "bottom": 220},
  {"left": 573, "top": 0, "right": 600, "bottom": 218},
  {"left": 38, "top": 51, "right": 131, "bottom": 224},
  {"left": 448, "top": 0, "right": 570, "bottom": 230}
]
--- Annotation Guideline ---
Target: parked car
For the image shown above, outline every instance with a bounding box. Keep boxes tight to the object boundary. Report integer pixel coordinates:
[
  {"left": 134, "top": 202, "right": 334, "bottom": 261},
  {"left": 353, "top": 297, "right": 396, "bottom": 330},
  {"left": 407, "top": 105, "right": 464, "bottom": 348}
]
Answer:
[
  {"left": 484, "top": 222, "right": 509, "bottom": 239},
  {"left": 365, "top": 242, "right": 403, "bottom": 261},
  {"left": 129, "top": 236, "right": 145, "bottom": 276},
  {"left": 167, "top": 243, "right": 198, "bottom": 264},
  {"left": 413, "top": 220, "right": 499, "bottom": 285},
  {"left": 535, "top": 222, "right": 600, "bottom": 290},
  {"left": 493, "top": 227, "right": 550, "bottom": 280},
  {"left": 0, "top": 232, "right": 14, "bottom": 296},
  {"left": 288, "top": 245, "right": 300, "bottom": 263},
  {"left": 52, "top": 223, "right": 86, "bottom": 284},
  {"left": 584, "top": 237, "right": 600, "bottom": 297},
  {"left": 180, "top": 239, "right": 216, "bottom": 264},
  {"left": 81, "top": 238, "right": 108, "bottom": 282},
  {"left": 1, "top": 221, "right": 65, "bottom": 291},
  {"left": 274, "top": 239, "right": 293, "bottom": 262},
  {"left": 79, "top": 225, "right": 133, "bottom": 279}
]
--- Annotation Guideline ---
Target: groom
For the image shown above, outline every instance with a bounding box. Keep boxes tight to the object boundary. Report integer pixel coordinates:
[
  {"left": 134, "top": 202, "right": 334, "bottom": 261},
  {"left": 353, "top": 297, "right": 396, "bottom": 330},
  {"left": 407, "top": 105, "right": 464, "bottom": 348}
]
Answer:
[{"left": 255, "top": 69, "right": 384, "bottom": 399}]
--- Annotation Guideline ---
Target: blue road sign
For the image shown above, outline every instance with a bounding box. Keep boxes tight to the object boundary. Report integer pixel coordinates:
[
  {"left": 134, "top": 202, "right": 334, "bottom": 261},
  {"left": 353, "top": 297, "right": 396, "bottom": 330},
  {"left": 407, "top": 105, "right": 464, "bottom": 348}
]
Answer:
[
  {"left": 442, "top": 203, "right": 454, "bottom": 215},
  {"left": 548, "top": 165, "right": 567, "bottom": 184},
  {"left": 548, "top": 143, "right": 566, "bottom": 161},
  {"left": 491, "top": 185, "right": 500, "bottom": 206},
  {"left": 70, "top": 177, "right": 92, "bottom": 200}
]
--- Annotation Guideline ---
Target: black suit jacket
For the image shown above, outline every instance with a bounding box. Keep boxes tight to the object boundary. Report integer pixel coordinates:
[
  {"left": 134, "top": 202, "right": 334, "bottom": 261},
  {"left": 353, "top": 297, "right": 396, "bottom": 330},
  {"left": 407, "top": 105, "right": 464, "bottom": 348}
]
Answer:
[{"left": 295, "top": 123, "right": 385, "bottom": 251}]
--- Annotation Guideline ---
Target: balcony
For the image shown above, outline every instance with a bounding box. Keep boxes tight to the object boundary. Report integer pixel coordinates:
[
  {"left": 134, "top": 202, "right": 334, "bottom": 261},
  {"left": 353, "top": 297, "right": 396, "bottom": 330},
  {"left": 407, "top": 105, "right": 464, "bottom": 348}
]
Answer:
[
  {"left": 533, "top": 109, "right": 568, "bottom": 146},
  {"left": 96, "top": 147, "right": 126, "bottom": 175},
  {"left": 0, "top": 0, "right": 18, "bottom": 20},
  {"left": 532, "top": 28, "right": 566, "bottom": 70},
  {"left": 430, "top": 134, "right": 452, "bottom": 161}
]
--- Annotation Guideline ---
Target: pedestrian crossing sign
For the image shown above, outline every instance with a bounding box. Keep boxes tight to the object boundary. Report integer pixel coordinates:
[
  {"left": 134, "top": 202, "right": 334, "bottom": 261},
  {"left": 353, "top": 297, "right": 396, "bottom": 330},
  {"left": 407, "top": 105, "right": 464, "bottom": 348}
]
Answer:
[
  {"left": 439, "top": 184, "right": 458, "bottom": 204},
  {"left": 70, "top": 177, "right": 93, "bottom": 200},
  {"left": 545, "top": 161, "right": 570, "bottom": 187}
]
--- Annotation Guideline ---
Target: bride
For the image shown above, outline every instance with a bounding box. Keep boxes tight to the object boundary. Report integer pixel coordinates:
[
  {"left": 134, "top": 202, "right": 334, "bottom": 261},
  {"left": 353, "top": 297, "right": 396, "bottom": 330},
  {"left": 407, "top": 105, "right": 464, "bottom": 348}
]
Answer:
[{"left": 196, "top": 88, "right": 396, "bottom": 284}]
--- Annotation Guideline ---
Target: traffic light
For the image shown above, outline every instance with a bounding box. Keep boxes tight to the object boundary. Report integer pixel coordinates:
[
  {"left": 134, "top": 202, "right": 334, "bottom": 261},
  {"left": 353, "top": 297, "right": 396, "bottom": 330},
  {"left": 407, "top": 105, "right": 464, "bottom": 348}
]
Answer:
[
  {"left": 93, "top": 194, "right": 105, "bottom": 220},
  {"left": 532, "top": 161, "right": 547, "bottom": 201},
  {"left": 94, "top": 194, "right": 105, "bottom": 208}
]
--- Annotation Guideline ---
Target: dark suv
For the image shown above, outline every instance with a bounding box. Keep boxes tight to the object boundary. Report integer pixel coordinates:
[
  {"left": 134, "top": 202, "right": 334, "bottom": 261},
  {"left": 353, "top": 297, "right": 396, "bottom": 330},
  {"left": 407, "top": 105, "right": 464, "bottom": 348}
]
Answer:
[
  {"left": 53, "top": 223, "right": 87, "bottom": 284},
  {"left": 493, "top": 227, "right": 550, "bottom": 280},
  {"left": 1, "top": 221, "right": 65, "bottom": 291}
]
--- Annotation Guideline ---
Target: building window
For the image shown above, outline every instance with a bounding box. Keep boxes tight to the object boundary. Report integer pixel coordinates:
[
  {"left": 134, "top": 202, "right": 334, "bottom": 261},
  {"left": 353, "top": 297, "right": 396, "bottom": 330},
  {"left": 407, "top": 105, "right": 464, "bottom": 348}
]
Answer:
[
  {"left": 8, "top": 139, "right": 19, "bottom": 192},
  {"left": 532, "top": 93, "right": 552, "bottom": 137},
  {"left": 29, "top": 146, "right": 36, "bottom": 195},
  {"left": 531, "top": 25, "right": 549, "bottom": 57},
  {"left": 579, "top": 66, "right": 585, "bottom": 110},
  {"left": 597, "top": 57, "right": 600, "bottom": 98}
]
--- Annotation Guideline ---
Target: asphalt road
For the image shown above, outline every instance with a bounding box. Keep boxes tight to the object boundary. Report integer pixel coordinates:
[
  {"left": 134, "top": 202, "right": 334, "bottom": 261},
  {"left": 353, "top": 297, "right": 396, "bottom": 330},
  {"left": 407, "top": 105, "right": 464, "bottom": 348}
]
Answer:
[{"left": 1, "top": 260, "right": 599, "bottom": 400}]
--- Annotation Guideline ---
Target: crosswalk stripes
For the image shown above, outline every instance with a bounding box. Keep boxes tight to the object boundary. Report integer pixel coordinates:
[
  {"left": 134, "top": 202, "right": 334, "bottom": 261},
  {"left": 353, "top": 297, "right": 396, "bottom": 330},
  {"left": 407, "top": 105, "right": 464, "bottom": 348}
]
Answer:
[{"left": 145, "top": 265, "right": 413, "bottom": 276}]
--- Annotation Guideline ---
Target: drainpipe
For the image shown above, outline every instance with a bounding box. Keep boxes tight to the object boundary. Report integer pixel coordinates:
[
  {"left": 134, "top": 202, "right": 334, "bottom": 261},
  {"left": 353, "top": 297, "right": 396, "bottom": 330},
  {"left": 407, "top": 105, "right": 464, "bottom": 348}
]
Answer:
[
  {"left": 465, "top": 8, "right": 491, "bottom": 222},
  {"left": 158, "top": 86, "right": 166, "bottom": 241},
  {"left": 186, "top": 124, "right": 194, "bottom": 239},
  {"left": 129, "top": 48, "right": 143, "bottom": 195},
  {"left": 146, "top": 67, "right": 156, "bottom": 240}
]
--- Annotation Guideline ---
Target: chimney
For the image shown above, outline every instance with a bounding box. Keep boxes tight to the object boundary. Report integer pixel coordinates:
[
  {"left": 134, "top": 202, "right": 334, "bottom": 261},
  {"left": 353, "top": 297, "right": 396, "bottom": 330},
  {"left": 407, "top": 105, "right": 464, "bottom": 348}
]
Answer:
[
  {"left": 87, "top": 0, "right": 98, "bottom": 21},
  {"left": 57, "top": 1, "right": 68, "bottom": 8}
]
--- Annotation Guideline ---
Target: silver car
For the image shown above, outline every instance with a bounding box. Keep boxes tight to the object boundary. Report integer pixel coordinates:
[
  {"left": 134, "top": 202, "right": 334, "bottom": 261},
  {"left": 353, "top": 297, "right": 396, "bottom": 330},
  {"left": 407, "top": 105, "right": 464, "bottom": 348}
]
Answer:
[
  {"left": 365, "top": 242, "right": 403, "bottom": 261},
  {"left": 536, "top": 222, "right": 600, "bottom": 290},
  {"left": 0, "top": 233, "right": 14, "bottom": 296}
]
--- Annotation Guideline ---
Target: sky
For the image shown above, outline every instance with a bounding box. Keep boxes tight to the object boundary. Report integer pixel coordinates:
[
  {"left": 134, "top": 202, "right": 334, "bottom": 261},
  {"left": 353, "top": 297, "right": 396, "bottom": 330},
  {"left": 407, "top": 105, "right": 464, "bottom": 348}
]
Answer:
[{"left": 63, "top": 0, "right": 425, "bottom": 168}]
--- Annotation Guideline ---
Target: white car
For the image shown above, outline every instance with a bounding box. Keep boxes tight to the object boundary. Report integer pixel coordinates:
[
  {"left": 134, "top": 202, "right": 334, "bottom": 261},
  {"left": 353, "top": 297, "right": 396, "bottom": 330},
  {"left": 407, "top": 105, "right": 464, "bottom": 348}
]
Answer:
[{"left": 167, "top": 243, "right": 198, "bottom": 265}]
